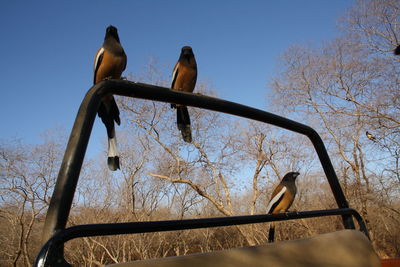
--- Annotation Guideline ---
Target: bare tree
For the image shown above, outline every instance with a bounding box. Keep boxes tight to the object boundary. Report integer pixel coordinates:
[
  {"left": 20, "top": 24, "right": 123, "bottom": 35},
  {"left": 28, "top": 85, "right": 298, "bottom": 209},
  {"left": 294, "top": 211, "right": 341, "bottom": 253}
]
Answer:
[
  {"left": 343, "top": 0, "right": 399, "bottom": 54},
  {"left": 271, "top": 0, "right": 399, "bottom": 255},
  {"left": 0, "top": 131, "right": 64, "bottom": 266}
]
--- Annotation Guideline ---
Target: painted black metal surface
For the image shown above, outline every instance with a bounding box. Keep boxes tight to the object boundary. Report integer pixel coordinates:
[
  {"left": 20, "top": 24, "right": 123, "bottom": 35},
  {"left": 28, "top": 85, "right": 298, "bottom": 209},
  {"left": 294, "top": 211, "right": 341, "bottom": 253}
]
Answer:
[{"left": 37, "top": 80, "right": 359, "bottom": 266}]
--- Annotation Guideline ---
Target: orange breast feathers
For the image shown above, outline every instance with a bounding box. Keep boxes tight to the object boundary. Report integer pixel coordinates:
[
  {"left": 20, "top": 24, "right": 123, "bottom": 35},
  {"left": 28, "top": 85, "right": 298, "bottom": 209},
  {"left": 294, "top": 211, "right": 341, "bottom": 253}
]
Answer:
[
  {"left": 266, "top": 185, "right": 295, "bottom": 215},
  {"left": 271, "top": 190, "right": 294, "bottom": 214},
  {"left": 94, "top": 48, "right": 126, "bottom": 84},
  {"left": 172, "top": 62, "right": 197, "bottom": 93}
]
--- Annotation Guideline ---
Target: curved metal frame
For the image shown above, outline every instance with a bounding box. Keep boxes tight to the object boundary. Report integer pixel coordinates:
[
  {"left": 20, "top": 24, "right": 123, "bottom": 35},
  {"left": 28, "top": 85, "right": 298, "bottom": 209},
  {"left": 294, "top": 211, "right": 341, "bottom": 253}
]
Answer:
[{"left": 36, "top": 80, "right": 359, "bottom": 266}]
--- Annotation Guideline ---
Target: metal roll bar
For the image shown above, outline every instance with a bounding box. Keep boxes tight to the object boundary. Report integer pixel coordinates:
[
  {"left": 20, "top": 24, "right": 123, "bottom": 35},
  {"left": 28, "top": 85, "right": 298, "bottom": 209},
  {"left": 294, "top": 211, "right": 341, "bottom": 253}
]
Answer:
[{"left": 37, "top": 80, "right": 359, "bottom": 266}]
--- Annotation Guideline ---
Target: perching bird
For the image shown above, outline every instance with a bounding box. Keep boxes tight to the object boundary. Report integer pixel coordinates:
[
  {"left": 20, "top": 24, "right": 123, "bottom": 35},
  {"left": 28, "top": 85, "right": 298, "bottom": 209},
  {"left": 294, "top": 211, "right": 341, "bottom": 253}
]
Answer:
[
  {"left": 266, "top": 172, "right": 300, "bottom": 242},
  {"left": 394, "top": 45, "right": 400, "bottom": 55},
  {"left": 366, "top": 131, "right": 376, "bottom": 142},
  {"left": 171, "top": 46, "right": 197, "bottom": 143},
  {"left": 94, "top": 25, "right": 127, "bottom": 171}
]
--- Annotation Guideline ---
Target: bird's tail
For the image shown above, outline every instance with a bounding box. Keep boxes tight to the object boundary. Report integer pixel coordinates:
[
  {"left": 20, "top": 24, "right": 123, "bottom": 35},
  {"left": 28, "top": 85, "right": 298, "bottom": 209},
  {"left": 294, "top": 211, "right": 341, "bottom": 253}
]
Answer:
[
  {"left": 107, "top": 127, "right": 120, "bottom": 171},
  {"left": 268, "top": 222, "right": 275, "bottom": 243},
  {"left": 177, "top": 106, "right": 192, "bottom": 143}
]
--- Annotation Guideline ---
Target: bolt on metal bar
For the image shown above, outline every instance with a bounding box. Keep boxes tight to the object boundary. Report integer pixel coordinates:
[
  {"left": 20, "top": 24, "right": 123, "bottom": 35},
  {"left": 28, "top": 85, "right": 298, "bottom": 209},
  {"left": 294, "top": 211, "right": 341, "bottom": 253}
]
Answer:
[{"left": 41, "top": 79, "right": 355, "bottom": 257}]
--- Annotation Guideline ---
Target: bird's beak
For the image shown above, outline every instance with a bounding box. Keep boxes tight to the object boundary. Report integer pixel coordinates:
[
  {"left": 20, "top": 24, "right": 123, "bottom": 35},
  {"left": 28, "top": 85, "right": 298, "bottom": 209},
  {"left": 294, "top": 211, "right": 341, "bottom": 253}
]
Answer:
[{"left": 293, "top": 172, "right": 300, "bottom": 179}]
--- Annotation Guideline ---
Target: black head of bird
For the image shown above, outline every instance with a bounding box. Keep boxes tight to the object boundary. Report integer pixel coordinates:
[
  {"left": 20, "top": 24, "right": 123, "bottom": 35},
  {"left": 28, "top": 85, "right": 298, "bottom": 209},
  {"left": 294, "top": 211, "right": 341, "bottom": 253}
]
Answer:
[
  {"left": 105, "top": 25, "right": 120, "bottom": 43},
  {"left": 180, "top": 46, "right": 195, "bottom": 60},
  {"left": 282, "top": 172, "right": 300, "bottom": 182}
]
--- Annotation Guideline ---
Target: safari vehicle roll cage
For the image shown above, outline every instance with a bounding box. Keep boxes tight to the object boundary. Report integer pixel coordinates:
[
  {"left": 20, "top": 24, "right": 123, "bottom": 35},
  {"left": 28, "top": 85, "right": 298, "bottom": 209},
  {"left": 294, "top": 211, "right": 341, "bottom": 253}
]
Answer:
[{"left": 34, "top": 80, "right": 369, "bottom": 266}]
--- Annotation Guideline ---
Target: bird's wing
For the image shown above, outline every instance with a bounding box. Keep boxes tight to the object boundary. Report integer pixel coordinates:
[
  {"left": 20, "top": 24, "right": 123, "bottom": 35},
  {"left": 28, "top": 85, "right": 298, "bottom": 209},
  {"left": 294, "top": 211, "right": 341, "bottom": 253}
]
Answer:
[
  {"left": 93, "top": 47, "right": 105, "bottom": 84},
  {"left": 171, "top": 62, "right": 179, "bottom": 89},
  {"left": 266, "top": 186, "right": 287, "bottom": 214}
]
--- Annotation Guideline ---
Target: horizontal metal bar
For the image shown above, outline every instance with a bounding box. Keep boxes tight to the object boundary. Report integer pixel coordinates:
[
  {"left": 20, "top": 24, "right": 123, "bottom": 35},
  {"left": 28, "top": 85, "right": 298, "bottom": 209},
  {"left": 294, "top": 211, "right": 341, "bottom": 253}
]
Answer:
[{"left": 35, "top": 208, "right": 367, "bottom": 266}]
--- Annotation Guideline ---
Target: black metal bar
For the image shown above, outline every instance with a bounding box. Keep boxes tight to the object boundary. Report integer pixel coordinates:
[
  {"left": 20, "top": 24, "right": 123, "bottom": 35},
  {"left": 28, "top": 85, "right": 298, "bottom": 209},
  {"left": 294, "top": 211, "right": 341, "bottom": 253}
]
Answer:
[
  {"left": 34, "top": 208, "right": 367, "bottom": 267},
  {"left": 41, "top": 80, "right": 355, "bottom": 258},
  {"left": 41, "top": 83, "right": 102, "bottom": 244}
]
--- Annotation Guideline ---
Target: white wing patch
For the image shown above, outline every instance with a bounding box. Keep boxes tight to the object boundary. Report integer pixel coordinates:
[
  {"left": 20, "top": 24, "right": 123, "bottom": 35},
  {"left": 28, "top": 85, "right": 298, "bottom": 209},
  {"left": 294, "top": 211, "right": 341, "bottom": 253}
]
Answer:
[
  {"left": 94, "top": 47, "right": 104, "bottom": 72},
  {"left": 171, "top": 62, "right": 179, "bottom": 87},
  {"left": 266, "top": 186, "right": 287, "bottom": 214}
]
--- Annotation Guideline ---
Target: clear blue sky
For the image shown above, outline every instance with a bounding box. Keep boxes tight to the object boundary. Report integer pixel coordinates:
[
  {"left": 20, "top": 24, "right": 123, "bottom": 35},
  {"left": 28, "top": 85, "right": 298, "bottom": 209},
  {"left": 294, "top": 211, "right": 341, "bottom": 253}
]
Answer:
[{"left": 0, "top": 0, "right": 353, "bottom": 147}]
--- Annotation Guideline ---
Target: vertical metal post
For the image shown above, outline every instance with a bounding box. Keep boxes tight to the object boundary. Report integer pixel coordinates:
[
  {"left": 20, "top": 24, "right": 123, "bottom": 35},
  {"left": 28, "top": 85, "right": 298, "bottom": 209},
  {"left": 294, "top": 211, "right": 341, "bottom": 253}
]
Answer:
[{"left": 41, "top": 83, "right": 103, "bottom": 245}]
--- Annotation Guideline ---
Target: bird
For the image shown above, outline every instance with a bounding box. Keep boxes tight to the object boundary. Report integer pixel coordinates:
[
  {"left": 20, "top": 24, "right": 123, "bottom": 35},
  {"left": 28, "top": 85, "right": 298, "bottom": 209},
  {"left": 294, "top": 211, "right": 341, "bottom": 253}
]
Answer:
[
  {"left": 365, "top": 131, "right": 376, "bottom": 142},
  {"left": 170, "top": 46, "right": 197, "bottom": 143},
  {"left": 93, "top": 25, "right": 127, "bottom": 171},
  {"left": 266, "top": 172, "right": 300, "bottom": 242},
  {"left": 394, "top": 45, "right": 400, "bottom": 55}
]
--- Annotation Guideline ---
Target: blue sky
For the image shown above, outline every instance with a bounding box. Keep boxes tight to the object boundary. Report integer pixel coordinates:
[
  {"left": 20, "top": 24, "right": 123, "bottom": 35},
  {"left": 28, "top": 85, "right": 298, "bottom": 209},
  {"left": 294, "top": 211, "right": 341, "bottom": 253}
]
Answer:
[{"left": 0, "top": 1, "right": 353, "bottom": 148}]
